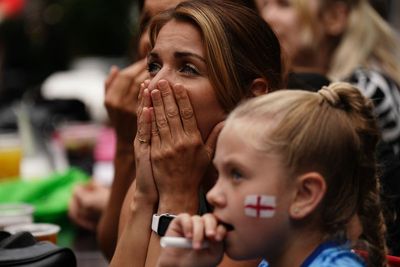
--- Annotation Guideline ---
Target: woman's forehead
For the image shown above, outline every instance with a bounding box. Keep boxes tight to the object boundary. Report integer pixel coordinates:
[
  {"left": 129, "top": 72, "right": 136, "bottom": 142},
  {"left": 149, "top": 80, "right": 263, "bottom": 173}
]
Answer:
[
  {"left": 144, "top": 0, "right": 183, "bottom": 17},
  {"left": 154, "top": 20, "right": 204, "bottom": 52}
]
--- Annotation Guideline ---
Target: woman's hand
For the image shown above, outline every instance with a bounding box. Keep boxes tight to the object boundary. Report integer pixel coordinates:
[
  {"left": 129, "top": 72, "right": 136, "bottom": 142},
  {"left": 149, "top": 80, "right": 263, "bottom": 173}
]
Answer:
[
  {"left": 157, "top": 213, "right": 226, "bottom": 267},
  {"left": 133, "top": 80, "right": 158, "bottom": 204},
  {"left": 104, "top": 59, "right": 148, "bottom": 146},
  {"left": 149, "top": 80, "right": 223, "bottom": 205}
]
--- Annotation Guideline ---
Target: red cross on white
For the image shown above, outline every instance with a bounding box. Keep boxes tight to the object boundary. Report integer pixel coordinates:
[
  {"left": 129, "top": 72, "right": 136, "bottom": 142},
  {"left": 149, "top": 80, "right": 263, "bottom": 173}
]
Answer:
[{"left": 244, "top": 195, "right": 276, "bottom": 218}]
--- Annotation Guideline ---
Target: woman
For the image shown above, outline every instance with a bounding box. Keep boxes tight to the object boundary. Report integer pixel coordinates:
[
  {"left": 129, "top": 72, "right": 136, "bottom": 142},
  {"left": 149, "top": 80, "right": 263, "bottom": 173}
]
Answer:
[
  {"left": 258, "top": 0, "right": 400, "bottom": 255},
  {"left": 97, "top": 0, "right": 260, "bottom": 260},
  {"left": 109, "top": 1, "right": 283, "bottom": 266}
]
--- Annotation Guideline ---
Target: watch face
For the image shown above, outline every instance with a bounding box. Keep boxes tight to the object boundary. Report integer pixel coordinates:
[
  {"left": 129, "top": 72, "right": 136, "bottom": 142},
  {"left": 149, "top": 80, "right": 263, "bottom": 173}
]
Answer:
[{"left": 158, "top": 216, "right": 175, "bottom": 236}]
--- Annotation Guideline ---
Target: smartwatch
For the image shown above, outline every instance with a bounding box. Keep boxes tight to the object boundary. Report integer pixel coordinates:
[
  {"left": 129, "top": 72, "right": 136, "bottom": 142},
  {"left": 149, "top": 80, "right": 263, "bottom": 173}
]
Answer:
[{"left": 151, "top": 213, "right": 177, "bottom": 236}]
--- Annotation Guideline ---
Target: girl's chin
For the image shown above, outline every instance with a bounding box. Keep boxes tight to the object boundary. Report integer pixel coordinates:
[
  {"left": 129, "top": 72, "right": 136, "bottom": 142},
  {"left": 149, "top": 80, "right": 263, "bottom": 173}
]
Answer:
[{"left": 223, "top": 234, "right": 247, "bottom": 261}]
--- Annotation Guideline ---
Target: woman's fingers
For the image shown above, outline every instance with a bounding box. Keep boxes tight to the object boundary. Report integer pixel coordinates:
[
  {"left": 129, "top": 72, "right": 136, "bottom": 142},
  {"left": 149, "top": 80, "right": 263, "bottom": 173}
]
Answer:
[
  {"left": 173, "top": 84, "right": 200, "bottom": 136},
  {"left": 151, "top": 107, "right": 161, "bottom": 148},
  {"left": 158, "top": 80, "right": 183, "bottom": 136},
  {"left": 151, "top": 89, "right": 172, "bottom": 143},
  {"left": 135, "top": 104, "right": 152, "bottom": 147},
  {"left": 137, "top": 81, "right": 152, "bottom": 118}
]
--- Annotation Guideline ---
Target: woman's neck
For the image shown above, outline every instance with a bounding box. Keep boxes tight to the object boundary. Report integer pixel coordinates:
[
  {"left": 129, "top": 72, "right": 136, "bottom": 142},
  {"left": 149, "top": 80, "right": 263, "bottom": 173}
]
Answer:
[{"left": 290, "top": 38, "right": 337, "bottom": 76}]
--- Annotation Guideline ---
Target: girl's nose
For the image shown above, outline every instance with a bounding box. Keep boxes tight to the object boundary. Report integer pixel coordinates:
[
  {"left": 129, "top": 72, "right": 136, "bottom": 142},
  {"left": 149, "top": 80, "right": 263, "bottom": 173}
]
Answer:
[{"left": 206, "top": 180, "right": 227, "bottom": 208}]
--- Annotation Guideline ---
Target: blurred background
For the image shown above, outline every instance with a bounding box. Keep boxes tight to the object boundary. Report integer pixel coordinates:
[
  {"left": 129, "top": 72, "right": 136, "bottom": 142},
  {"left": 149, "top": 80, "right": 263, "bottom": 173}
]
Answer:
[
  {"left": 0, "top": 0, "right": 140, "bottom": 178},
  {"left": 0, "top": 0, "right": 139, "bottom": 266}
]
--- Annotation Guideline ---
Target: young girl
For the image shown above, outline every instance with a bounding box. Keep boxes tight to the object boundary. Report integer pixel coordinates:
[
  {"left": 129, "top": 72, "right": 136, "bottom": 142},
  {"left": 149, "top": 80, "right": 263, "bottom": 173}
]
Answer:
[
  {"left": 257, "top": 0, "right": 400, "bottom": 255},
  {"left": 157, "top": 82, "right": 387, "bottom": 267}
]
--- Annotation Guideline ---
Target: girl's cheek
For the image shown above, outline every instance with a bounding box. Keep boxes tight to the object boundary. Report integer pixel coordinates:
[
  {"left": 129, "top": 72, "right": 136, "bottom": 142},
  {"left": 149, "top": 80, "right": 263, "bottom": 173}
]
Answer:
[{"left": 244, "top": 194, "right": 276, "bottom": 219}]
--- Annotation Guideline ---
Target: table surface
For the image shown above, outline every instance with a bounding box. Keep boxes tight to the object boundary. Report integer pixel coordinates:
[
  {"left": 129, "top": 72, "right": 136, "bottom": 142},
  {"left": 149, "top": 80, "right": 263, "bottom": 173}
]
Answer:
[{"left": 70, "top": 228, "right": 108, "bottom": 267}]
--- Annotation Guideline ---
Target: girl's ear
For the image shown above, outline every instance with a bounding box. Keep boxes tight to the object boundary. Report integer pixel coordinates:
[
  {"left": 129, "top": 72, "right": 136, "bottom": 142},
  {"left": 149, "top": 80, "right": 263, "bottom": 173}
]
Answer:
[
  {"left": 289, "top": 172, "right": 326, "bottom": 220},
  {"left": 322, "top": 2, "right": 350, "bottom": 36},
  {"left": 250, "top": 78, "right": 269, "bottom": 97}
]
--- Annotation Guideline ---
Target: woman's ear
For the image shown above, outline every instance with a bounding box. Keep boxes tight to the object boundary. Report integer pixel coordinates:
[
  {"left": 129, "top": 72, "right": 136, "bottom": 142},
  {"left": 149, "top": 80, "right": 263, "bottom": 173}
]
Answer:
[
  {"left": 250, "top": 78, "right": 269, "bottom": 97},
  {"left": 289, "top": 172, "right": 326, "bottom": 220},
  {"left": 322, "top": 2, "right": 350, "bottom": 36}
]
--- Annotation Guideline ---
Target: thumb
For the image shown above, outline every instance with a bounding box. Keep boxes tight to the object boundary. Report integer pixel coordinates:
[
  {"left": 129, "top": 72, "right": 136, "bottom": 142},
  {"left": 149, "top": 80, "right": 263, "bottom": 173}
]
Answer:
[{"left": 204, "top": 121, "right": 225, "bottom": 160}]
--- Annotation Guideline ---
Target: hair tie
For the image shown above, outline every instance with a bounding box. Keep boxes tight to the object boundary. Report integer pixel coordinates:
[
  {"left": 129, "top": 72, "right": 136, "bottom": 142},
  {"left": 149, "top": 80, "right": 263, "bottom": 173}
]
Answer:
[{"left": 318, "top": 86, "right": 340, "bottom": 106}]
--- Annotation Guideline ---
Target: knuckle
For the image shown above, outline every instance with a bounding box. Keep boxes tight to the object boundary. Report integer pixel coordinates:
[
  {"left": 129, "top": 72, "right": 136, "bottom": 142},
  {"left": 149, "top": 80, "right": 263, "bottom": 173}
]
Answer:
[
  {"left": 157, "top": 117, "right": 168, "bottom": 128},
  {"left": 160, "top": 89, "right": 172, "bottom": 97},
  {"left": 166, "top": 108, "right": 179, "bottom": 118},
  {"left": 175, "top": 141, "right": 187, "bottom": 152},
  {"left": 181, "top": 108, "right": 194, "bottom": 120},
  {"left": 162, "top": 147, "right": 175, "bottom": 159},
  {"left": 190, "top": 136, "right": 202, "bottom": 147}
]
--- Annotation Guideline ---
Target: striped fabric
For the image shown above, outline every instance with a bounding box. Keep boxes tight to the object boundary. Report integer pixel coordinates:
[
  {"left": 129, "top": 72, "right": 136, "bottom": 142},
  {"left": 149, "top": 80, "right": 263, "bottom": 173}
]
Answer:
[{"left": 348, "top": 68, "right": 400, "bottom": 156}]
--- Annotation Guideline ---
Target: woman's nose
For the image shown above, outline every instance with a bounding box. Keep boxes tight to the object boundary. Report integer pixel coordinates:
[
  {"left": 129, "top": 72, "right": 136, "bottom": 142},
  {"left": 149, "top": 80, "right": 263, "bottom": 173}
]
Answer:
[{"left": 148, "top": 67, "right": 175, "bottom": 91}]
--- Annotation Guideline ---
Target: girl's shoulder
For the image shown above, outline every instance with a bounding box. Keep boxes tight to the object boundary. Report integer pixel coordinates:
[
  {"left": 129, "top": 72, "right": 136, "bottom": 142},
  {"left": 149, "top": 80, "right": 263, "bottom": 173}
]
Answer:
[
  {"left": 257, "top": 241, "right": 365, "bottom": 267},
  {"left": 303, "top": 241, "right": 365, "bottom": 267}
]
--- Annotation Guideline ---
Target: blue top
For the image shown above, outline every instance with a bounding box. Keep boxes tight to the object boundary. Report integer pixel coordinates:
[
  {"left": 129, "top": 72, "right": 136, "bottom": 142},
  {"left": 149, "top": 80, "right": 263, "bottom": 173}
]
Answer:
[{"left": 258, "top": 241, "right": 366, "bottom": 267}]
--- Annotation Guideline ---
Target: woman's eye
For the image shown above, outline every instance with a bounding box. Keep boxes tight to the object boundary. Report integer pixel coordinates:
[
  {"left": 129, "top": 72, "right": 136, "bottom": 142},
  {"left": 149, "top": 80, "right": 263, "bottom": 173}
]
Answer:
[
  {"left": 147, "top": 62, "right": 161, "bottom": 76},
  {"left": 180, "top": 64, "right": 199, "bottom": 75}
]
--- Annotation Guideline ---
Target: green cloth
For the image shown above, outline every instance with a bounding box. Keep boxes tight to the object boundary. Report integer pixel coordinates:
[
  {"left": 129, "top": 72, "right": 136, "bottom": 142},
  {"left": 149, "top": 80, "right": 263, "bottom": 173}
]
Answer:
[{"left": 0, "top": 168, "right": 89, "bottom": 223}]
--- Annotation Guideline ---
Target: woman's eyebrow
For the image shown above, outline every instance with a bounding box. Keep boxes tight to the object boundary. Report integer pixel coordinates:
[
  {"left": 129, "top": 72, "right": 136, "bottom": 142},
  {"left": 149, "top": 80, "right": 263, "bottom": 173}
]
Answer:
[
  {"left": 147, "top": 52, "right": 159, "bottom": 60},
  {"left": 174, "top": 51, "right": 206, "bottom": 63}
]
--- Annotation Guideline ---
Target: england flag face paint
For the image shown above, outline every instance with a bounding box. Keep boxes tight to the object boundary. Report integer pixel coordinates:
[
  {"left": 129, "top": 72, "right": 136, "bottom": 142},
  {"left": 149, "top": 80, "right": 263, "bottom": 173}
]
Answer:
[{"left": 244, "top": 195, "right": 276, "bottom": 218}]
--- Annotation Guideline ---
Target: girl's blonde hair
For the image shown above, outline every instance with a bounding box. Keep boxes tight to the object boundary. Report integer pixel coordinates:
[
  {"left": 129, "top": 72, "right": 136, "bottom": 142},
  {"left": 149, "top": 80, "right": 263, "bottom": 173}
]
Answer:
[
  {"left": 295, "top": 0, "right": 400, "bottom": 85},
  {"left": 148, "top": 0, "right": 284, "bottom": 112},
  {"left": 227, "top": 82, "right": 387, "bottom": 267}
]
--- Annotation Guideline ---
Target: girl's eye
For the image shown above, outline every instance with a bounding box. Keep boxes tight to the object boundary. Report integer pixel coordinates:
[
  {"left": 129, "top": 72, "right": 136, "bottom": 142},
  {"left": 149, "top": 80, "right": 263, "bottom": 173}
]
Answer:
[
  {"left": 147, "top": 62, "right": 161, "bottom": 76},
  {"left": 180, "top": 64, "right": 200, "bottom": 76},
  {"left": 231, "top": 169, "right": 243, "bottom": 181}
]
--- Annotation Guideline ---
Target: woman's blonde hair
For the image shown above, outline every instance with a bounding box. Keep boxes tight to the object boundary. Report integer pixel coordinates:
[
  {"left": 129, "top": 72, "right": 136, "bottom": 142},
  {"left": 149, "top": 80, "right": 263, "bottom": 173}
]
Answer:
[
  {"left": 295, "top": 0, "right": 400, "bottom": 85},
  {"left": 148, "top": 0, "right": 284, "bottom": 112},
  {"left": 227, "top": 82, "right": 387, "bottom": 267}
]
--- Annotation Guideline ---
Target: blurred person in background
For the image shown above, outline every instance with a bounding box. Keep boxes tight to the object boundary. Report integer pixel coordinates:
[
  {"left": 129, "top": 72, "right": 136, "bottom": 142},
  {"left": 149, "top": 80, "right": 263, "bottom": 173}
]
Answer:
[{"left": 257, "top": 0, "right": 400, "bottom": 255}]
